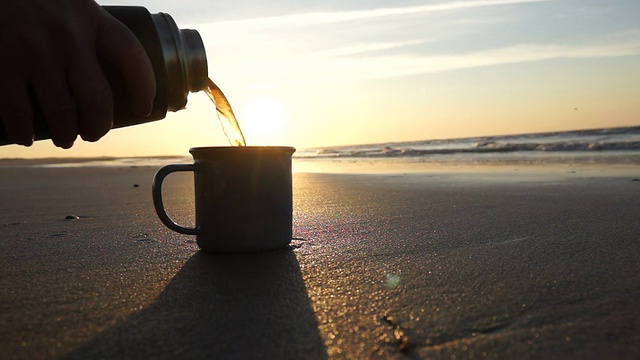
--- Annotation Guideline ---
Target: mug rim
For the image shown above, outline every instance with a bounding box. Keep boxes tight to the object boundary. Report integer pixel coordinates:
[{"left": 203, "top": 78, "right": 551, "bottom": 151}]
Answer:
[{"left": 189, "top": 146, "right": 296, "bottom": 155}]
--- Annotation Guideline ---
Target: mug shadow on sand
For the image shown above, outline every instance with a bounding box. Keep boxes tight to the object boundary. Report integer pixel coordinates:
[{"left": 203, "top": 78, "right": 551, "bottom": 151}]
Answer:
[{"left": 69, "top": 249, "right": 327, "bottom": 359}]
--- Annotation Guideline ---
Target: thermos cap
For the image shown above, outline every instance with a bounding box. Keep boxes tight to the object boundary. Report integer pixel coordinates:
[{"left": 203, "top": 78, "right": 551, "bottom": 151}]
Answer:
[{"left": 152, "top": 12, "right": 208, "bottom": 111}]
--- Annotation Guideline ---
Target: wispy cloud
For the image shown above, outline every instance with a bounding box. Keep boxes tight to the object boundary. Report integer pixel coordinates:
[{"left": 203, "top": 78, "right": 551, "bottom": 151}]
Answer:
[
  {"left": 394, "top": 41, "right": 640, "bottom": 76},
  {"left": 197, "top": 0, "right": 552, "bottom": 30},
  {"left": 212, "top": 36, "right": 640, "bottom": 88},
  {"left": 316, "top": 40, "right": 427, "bottom": 57},
  {"left": 311, "top": 40, "right": 640, "bottom": 83}
]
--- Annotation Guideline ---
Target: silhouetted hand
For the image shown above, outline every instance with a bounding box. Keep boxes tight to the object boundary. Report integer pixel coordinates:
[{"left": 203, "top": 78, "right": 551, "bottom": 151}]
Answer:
[{"left": 0, "top": 0, "right": 155, "bottom": 148}]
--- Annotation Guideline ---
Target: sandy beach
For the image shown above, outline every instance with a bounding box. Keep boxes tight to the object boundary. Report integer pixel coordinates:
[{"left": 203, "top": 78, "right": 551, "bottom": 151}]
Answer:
[{"left": 1, "top": 160, "right": 639, "bottom": 359}]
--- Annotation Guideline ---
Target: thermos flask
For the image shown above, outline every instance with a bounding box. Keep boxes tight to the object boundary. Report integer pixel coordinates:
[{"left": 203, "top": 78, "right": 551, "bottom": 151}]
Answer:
[{"left": 0, "top": 6, "right": 208, "bottom": 146}]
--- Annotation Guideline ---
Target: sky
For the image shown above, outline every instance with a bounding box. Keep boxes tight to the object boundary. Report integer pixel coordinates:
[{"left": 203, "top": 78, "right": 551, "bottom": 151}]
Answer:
[{"left": 2, "top": 0, "right": 639, "bottom": 158}]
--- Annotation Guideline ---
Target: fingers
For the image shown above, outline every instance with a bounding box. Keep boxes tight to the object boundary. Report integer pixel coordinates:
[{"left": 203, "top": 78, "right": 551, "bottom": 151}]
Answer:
[
  {"left": 31, "top": 60, "right": 79, "bottom": 148},
  {"left": 13, "top": 45, "right": 113, "bottom": 148},
  {"left": 97, "top": 11, "right": 155, "bottom": 117},
  {"left": 0, "top": 79, "right": 34, "bottom": 146},
  {"left": 67, "top": 58, "right": 114, "bottom": 142}
]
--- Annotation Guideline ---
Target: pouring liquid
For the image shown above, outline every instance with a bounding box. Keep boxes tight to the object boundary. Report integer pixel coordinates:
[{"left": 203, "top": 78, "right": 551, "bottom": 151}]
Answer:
[{"left": 205, "top": 78, "right": 247, "bottom": 146}]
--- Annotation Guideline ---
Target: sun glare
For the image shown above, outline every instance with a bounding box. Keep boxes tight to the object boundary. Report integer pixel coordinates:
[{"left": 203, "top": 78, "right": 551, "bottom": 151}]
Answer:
[{"left": 241, "top": 96, "right": 287, "bottom": 144}]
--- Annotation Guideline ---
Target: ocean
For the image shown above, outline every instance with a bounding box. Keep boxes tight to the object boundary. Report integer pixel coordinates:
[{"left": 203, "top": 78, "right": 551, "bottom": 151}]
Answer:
[
  {"left": 298, "top": 126, "right": 640, "bottom": 158},
  {"left": 294, "top": 126, "right": 640, "bottom": 167}
]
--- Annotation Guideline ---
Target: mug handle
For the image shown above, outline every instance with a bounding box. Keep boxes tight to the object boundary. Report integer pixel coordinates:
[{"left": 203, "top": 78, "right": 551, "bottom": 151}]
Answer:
[{"left": 152, "top": 164, "right": 199, "bottom": 235}]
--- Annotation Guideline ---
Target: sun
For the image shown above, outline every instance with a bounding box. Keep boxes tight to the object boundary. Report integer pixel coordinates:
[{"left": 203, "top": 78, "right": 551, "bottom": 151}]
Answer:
[{"left": 241, "top": 96, "right": 287, "bottom": 145}]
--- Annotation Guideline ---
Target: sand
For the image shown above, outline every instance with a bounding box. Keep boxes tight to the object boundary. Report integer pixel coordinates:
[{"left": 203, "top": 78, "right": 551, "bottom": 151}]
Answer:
[{"left": 0, "top": 161, "right": 639, "bottom": 359}]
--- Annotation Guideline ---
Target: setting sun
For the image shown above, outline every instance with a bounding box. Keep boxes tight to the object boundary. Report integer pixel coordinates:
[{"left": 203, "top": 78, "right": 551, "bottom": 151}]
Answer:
[{"left": 241, "top": 96, "right": 287, "bottom": 145}]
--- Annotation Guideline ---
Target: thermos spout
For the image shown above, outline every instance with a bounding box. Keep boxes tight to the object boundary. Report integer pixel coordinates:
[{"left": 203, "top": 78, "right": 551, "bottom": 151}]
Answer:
[{"left": 149, "top": 11, "right": 208, "bottom": 110}]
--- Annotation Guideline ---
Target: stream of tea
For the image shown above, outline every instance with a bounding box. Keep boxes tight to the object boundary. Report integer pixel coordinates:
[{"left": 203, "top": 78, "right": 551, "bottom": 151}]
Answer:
[{"left": 205, "top": 78, "right": 247, "bottom": 146}]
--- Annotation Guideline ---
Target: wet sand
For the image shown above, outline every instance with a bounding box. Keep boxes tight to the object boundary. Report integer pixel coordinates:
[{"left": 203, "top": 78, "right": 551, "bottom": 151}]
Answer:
[{"left": 1, "top": 162, "right": 639, "bottom": 359}]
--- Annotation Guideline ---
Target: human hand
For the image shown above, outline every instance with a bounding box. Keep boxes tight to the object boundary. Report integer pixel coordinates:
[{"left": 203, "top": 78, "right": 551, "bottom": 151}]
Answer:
[{"left": 0, "top": 0, "right": 155, "bottom": 148}]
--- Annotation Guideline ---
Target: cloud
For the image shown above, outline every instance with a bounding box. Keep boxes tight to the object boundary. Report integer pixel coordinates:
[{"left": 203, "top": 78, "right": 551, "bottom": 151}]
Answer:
[
  {"left": 212, "top": 36, "right": 640, "bottom": 88},
  {"left": 195, "top": 0, "right": 552, "bottom": 30},
  {"left": 310, "top": 40, "right": 640, "bottom": 83},
  {"left": 315, "top": 40, "right": 427, "bottom": 57}
]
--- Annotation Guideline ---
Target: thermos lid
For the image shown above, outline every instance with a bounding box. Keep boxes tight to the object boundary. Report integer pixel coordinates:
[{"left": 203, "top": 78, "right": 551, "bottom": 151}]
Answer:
[{"left": 152, "top": 12, "right": 208, "bottom": 111}]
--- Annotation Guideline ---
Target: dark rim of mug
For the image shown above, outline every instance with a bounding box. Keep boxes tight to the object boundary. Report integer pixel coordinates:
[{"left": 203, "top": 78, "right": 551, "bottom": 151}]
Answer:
[{"left": 189, "top": 146, "right": 296, "bottom": 156}]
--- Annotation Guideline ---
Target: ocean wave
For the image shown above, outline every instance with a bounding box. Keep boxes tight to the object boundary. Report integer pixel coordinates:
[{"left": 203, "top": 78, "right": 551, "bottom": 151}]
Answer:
[
  {"left": 473, "top": 140, "right": 640, "bottom": 152},
  {"left": 298, "top": 126, "right": 640, "bottom": 159}
]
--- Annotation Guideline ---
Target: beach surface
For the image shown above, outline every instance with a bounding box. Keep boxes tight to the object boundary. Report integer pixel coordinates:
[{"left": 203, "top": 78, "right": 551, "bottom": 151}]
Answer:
[{"left": 1, "top": 159, "right": 639, "bottom": 359}]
